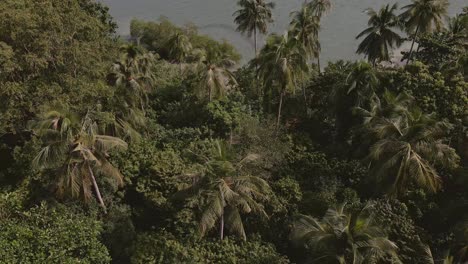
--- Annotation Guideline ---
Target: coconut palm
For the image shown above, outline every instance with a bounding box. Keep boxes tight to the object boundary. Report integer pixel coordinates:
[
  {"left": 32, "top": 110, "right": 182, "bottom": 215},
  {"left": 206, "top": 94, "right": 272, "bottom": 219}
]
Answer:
[
  {"left": 31, "top": 110, "right": 128, "bottom": 213},
  {"left": 289, "top": 4, "right": 321, "bottom": 60},
  {"left": 255, "top": 33, "right": 308, "bottom": 128},
  {"left": 447, "top": 12, "right": 468, "bottom": 41},
  {"left": 166, "top": 32, "right": 193, "bottom": 67},
  {"left": 233, "top": 0, "right": 276, "bottom": 57},
  {"left": 356, "top": 4, "right": 404, "bottom": 65},
  {"left": 289, "top": 4, "right": 320, "bottom": 104},
  {"left": 345, "top": 61, "right": 379, "bottom": 106},
  {"left": 181, "top": 140, "right": 270, "bottom": 241},
  {"left": 400, "top": 0, "right": 449, "bottom": 64},
  {"left": 307, "top": 0, "right": 332, "bottom": 71},
  {"left": 107, "top": 44, "right": 158, "bottom": 110},
  {"left": 422, "top": 245, "right": 458, "bottom": 264},
  {"left": 351, "top": 91, "right": 414, "bottom": 157},
  {"left": 291, "top": 203, "right": 399, "bottom": 263},
  {"left": 308, "top": 0, "right": 332, "bottom": 18},
  {"left": 367, "top": 108, "right": 460, "bottom": 197},
  {"left": 195, "top": 48, "right": 238, "bottom": 102}
]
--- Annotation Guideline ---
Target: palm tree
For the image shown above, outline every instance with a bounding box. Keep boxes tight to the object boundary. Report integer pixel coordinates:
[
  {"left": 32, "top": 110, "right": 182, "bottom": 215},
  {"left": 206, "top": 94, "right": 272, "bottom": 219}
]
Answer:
[
  {"left": 32, "top": 110, "right": 128, "bottom": 213},
  {"left": 307, "top": 0, "right": 332, "bottom": 71},
  {"left": 356, "top": 4, "right": 403, "bottom": 65},
  {"left": 366, "top": 108, "right": 460, "bottom": 197},
  {"left": 353, "top": 90, "right": 413, "bottom": 127},
  {"left": 233, "top": 0, "right": 276, "bottom": 57},
  {"left": 350, "top": 90, "right": 413, "bottom": 159},
  {"left": 107, "top": 44, "right": 158, "bottom": 110},
  {"left": 290, "top": 4, "right": 320, "bottom": 59},
  {"left": 345, "top": 61, "right": 379, "bottom": 106},
  {"left": 422, "top": 245, "right": 458, "bottom": 264},
  {"left": 289, "top": 4, "right": 320, "bottom": 103},
  {"left": 166, "top": 32, "right": 193, "bottom": 68},
  {"left": 181, "top": 140, "right": 270, "bottom": 240},
  {"left": 291, "top": 203, "right": 399, "bottom": 263},
  {"left": 255, "top": 33, "right": 308, "bottom": 128},
  {"left": 308, "top": 0, "right": 332, "bottom": 18},
  {"left": 400, "top": 0, "right": 449, "bottom": 64},
  {"left": 195, "top": 48, "right": 238, "bottom": 102}
]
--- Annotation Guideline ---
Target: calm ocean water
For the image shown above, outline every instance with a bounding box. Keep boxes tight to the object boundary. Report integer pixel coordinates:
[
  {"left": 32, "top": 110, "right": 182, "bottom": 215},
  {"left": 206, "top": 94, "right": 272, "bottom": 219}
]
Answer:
[{"left": 100, "top": 0, "right": 465, "bottom": 64}]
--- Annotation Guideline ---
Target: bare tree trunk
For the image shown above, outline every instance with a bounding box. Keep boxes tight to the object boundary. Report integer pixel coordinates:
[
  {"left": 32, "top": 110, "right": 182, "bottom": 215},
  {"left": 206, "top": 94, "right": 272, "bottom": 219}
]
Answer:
[
  {"left": 406, "top": 24, "right": 420, "bottom": 65},
  {"left": 88, "top": 165, "right": 107, "bottom": 214},
  {"left": 276, "top": 91, "right": 284, "bottom": 129}
]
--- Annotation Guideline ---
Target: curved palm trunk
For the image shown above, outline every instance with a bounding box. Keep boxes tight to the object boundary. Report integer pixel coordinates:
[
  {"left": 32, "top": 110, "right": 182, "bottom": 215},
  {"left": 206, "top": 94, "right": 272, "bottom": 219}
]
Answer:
[
  {"left": 276, "top": 91, "right": 284, "bottom": 129},
  {"left": 406, "top": 24, "right": 420, "bottom": 65},
  {"left": 88, "top": 165, "right": 107, "bottom": 214}
]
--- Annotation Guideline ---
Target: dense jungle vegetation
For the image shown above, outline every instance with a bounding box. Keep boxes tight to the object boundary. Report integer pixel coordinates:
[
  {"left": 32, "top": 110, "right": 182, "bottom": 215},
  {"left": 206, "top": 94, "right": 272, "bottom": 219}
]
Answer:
[{"left": 0, "top": 0, "right": 467, "bottom": 263}]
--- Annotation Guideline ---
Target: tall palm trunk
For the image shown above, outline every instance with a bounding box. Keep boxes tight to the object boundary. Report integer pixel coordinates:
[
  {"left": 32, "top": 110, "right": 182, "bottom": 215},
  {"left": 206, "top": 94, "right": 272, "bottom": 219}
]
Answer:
[
  {"left": 220, "top": 213, "right": 224, "bottom": 240},
  {"left": 220, "top": 189, "right": 225, "bottom": 240},
  {"left": 317, "top": 55, "right": 321, "bottom": 73},
  {"left": 88, "top": 165, "right": 107, "bottom": 214},
  {"left": 406, "top": 24, "right": 420, "bottom": 65},
  {"left": 276, "top": 91, "right": 284, "bottom": 129},
  {"left": 301, "top": 76, "right": 308, "bottom": 109},
  {"left": 254, "top": 27, "right": 258, "bottom": 58}
]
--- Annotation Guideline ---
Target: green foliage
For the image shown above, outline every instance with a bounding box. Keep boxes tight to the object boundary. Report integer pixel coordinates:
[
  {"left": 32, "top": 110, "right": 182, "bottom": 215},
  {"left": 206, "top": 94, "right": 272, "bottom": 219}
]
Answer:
[
  {"left": 372, "top": 199, "right": 427, "bottom": 263},
  {"left": 0, "top": 0, "right": 117, "bottom": 133},
  {"left": 383, "top": 62, "right": 468, "bottom": 124},
  {"left": 130, "top": 231, "right": 289, "bottom": 264},
  {"left": 0, "top": 1, "right": 467, "bottom": 263},
  {"left": 130, "top": 18, "right": 240, "bottom": 63},
  {"left": 128, "top": 145, "right": 186, "bottom": 207},
  {"left": 0, "top": 199, "right": 110, "bottom": 264},
  {"left": 291, "top": 203, "right": 399, "bottom": 263}
]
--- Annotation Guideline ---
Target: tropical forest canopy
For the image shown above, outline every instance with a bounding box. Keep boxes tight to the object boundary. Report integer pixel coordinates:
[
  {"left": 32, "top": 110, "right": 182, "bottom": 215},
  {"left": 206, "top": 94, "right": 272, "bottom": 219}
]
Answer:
[{"left": 0, "top": 0, "right": 467, "bottom": 263}]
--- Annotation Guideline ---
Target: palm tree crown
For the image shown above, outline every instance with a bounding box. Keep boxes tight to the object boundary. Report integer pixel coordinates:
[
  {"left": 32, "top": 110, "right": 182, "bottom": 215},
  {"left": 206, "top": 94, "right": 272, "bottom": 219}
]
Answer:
[
  {"left": 291, "top": 203, "right": 399, "bottom": 263},
  {"left": 32, "top": 110, "right": 128, "bottom": 212},
  {"left": 195, "top": 48, "right": 238, "bottom": 102},
  {"left": 400, "top": 0, "right": 449, "bottom": 35},
  {"left": 233, "top": 0, "right": 276, "bottom": 56},
  {"left": 108, "top": 44, "right": 158, "bottom": 110},
  {"left": 255, "top": 33, "right": 308, "bottom": 127},
  {"left": 345, "top": 61, "right": 379, "bottom": 106},
  {"left": 365, "top": 105, "right": 459, "bottom": 197},
  {"left": 289, "top": 3, "right": 321, "bottom": 60},
  {"left": 356, "top": 4, "right": 403, "bottom": 65},
  {"left": 400, "top": 0, "right": 449, "bottom": 64},
  {"left": 166, "top": 32, "right": 193, "bottom": 64},
  {"left": 181, "top": 140, "right": 271, "bottom": 241},
  {"left": 308, "top": 0, "right": 332, "bottom": 18}
]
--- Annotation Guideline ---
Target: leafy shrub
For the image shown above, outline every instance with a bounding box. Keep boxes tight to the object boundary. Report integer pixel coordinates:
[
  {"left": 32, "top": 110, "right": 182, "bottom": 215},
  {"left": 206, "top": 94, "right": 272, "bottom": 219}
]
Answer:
[
  {"left": 130, "top": 231, "right": 289, "bottom": 264},
  {"left": 0, "top": 200, "right": 110, "bottom": 264}
]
